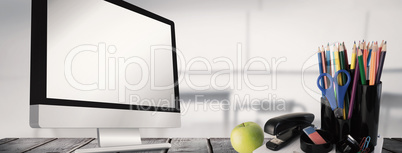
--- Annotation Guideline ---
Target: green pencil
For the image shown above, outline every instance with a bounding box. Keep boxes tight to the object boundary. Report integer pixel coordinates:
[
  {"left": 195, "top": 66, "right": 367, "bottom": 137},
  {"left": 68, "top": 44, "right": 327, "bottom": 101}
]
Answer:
[
  {"left": 358, "top": 49, "right": 367, "bottom": 85},
  {"left": 339, "top": 51, "right": 346, "bottom": 83},
  {"left": 339, "top": 43, "right": 349, "bottom": 119}
]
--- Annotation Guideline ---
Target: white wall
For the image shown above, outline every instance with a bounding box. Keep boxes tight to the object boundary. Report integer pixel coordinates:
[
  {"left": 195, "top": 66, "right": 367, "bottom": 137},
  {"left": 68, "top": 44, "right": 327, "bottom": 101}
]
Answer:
[{"left": 0, "top": 0, "right": 401, "bottom": 138}]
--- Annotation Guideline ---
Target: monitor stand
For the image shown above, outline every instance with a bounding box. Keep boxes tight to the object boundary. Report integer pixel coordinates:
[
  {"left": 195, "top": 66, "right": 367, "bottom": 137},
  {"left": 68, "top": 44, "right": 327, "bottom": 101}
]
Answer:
[{"left": 75, "top": 128, "right": 171, "bottom": 153}]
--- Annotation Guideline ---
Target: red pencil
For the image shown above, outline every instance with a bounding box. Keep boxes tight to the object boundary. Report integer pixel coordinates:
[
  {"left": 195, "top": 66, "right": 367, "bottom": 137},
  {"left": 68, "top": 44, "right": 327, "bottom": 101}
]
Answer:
[
  {"left": 320, "top": 46, "right": 328, "bottom": 89},
  {"left": 377, "top": 40, "right": 384, "bottom": 72}
]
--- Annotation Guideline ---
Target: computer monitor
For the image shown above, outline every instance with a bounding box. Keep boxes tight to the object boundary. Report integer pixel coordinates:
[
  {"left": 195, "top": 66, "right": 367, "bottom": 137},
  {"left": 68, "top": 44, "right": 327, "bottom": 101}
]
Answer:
[{"left": 30, "top": 0, "right": 180, "bottom": 152}]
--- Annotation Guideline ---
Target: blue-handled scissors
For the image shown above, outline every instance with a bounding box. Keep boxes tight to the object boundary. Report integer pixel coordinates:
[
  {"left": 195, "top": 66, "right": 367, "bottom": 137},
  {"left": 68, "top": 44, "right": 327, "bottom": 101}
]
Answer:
[{"left": 317, "top": 70, "right": 351, "bottom": 117}]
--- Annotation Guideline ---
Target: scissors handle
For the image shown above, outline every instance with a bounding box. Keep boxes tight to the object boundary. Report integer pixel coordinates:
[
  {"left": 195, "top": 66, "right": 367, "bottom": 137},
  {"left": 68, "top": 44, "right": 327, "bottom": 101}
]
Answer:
[
  {"left": 317, "top": 73, "right": 333, "bottom": 92},
  {"left": 334, "top": 70, "right": 351, "bottom": 109},
  {"left": 317, "top": 73, "right": 337, "bottom": 110}
]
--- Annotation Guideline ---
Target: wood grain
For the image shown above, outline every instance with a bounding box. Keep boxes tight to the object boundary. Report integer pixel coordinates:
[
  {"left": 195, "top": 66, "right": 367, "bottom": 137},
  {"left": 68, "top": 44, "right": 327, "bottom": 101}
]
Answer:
[
  {"left": 67, "top": 138, "right": 95, "bottom": 153},
  {"left": 0, "top": 138, "right": 56, "bottom": 153},
  {"left": 391, "top": 138, "right": 402, "bottom": 143},
  {"left": 382, "top": 138, "right": 402, "bottom": 153},
  {"left": 0, "top": 137, "right": 395, "bottom": 153},
  {"left": 168, "top": 138, "right": 209, "bottom": 153},
  {"left": 74, "top": 138, "right": 170, "bottom": 153},
  {"left": 74, "top": 138, "right": 98, "bottom": 150},
  {"left": 209, "top": 138, "right": 272, "bottom": 153},
  {"left": 381, "top": 149, "right": 394, "bottom": 153},
  {"left": 25, "top": 138, "right": 93, "bottom": 153},
  {"left": 128, "top": 138, "right": 170, "bottom": 153},
  {"left": 209, "top": 138, "right": 236, "bottom": 153},
  {"left": 0, "top": 138, "right": 18, "bottom": 145}
]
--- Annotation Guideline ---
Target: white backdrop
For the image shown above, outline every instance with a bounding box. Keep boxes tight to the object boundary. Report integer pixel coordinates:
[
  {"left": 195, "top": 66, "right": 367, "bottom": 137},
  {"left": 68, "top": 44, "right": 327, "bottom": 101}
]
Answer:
[{"left": 1, "top": 0, "right": 401, "bottom": 138}]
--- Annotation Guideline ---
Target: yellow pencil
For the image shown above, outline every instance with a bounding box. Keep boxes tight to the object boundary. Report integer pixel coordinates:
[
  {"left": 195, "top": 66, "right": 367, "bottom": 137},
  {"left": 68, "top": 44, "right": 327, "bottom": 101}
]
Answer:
[
  {"left": 350, "top": 41, "right": 357, "bottom": 70},
  {"left": 334, "top": 44, "right": 342, "bottom": 84}
]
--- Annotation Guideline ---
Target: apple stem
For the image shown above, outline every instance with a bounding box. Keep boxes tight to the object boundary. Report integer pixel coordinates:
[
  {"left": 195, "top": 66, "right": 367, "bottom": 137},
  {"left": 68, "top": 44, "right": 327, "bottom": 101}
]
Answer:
[{"left": 242, "top": 123, "right": 245, "bottom": 127}]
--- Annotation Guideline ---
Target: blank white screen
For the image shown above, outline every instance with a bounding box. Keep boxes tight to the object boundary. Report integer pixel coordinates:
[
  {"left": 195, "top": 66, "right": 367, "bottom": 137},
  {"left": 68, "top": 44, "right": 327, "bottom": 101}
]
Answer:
[{"left": 46, "top": 0, "right": 175, "bottom": 108}]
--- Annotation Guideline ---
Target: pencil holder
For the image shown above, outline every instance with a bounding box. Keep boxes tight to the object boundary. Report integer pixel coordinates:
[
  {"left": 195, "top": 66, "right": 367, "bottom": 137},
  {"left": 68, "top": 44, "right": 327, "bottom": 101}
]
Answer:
[
  {"left": 351, "top": 82, "right": 382, "bottom": 147},
  {"left": 320, "top": 98, "right": 351, "bottom": 144},
  {"left": 321, "top": 98, "right": 336, "bottom": 139},
  {"left": 334, "top": 118, "right": 351, "bottom": 153},
  {"left": 348, "top": 69, "right": 355, "bottom": 95}
]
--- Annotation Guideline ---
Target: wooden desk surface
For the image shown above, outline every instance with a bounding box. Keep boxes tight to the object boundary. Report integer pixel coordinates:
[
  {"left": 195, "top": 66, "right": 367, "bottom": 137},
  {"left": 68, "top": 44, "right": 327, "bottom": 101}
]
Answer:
[{"left": 0, "top": 138, "right": 401, "bottom": 153}]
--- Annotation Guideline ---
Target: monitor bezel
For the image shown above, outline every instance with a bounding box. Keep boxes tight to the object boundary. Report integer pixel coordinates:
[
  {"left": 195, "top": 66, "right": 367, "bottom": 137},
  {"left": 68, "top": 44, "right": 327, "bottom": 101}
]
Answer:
[{"left": 30, "top": 0, "right": 180, "bottom": 113}]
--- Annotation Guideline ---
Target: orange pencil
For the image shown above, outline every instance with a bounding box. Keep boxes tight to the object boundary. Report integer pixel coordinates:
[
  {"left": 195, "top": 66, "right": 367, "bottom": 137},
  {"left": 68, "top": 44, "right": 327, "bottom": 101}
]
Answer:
[
  {"left": 373, "top": 42, "right": 379, "bottom": 82},
  {"left": 369, "top": 44, "right": 377, "bottom": 85}
]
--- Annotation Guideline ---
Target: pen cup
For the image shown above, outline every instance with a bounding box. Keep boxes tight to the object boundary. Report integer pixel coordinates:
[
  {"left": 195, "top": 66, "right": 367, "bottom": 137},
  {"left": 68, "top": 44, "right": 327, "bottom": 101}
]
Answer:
[
  {"left": 348, "top": 69, "right": 355, "bottom": 95},
  {"left": 334, "top": 118, "right": 351, "bottom": 153},
  {"left": 321, "top": 97, "right": 336, "bottom": 139},
  {"left": 321, "top": 97, "right": 351, "bottom": 143},
  {"left": 351, "top": 82, "right": 382, "bottom": 146}
]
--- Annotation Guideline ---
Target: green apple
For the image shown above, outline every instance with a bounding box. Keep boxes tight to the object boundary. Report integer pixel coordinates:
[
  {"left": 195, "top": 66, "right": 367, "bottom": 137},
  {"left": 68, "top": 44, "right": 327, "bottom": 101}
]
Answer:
[{"left": 230, "top": 122, "right": 264, "bottom": 153}]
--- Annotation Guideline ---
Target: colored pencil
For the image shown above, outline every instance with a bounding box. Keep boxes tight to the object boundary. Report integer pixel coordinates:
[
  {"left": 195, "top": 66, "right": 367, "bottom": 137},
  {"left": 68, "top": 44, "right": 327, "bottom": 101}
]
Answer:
[
  {"left": 331, "top": 47, "right": 337, "bottom": 97},
  {"left": 348, "top": 57, "right": 359, "bottom": 119},
  {"left": 371, "top": 42, "right": 378, "bottom": 84},
  {"left": 326, "top": 44, "right": 332, "bottom": 76},
  {"left": 320, "top": 46, "right": 328, "bottom": 89},
  {"left": 368, "top": 42, "right": 374, "bottom": 75},
  {"left": 343, "top": 42, "right": 349, "bottom": 70},
  {"left": 332, "top": 49, "right": 336, "bottom": 78},
  {"left": 362, "top": 42, "right": 368, "bottom": 80},
  {"left": 318, "top": 48, "right": 324, "bottom": 91},
  {"left": 358, "top": 49, "right": 367, "bottom": 85},
  {"left": 342, "top": 43, "right": 351, "bottom": 120},
  {"left": 350, "top": 41, "right": 357, "bottom": 70},
  {"left": 334, "top": 44, "right": 342, "bottom": 84},
  {"left": 368, "top": 42, "right": 373, "bottom": 66},
  {"left": 377, "top": 40, "right": 384, "bottom": 71},
  {"left": 369, "top": 46, "right": 377, "bottom": 85},
  {"left": 338, "top": 43, "right": 347, "bottom": 120},
  {"left": 376, "top": 41, "right": 387, "bottom": 84},
  {"left": 339, "top": 43, "right": 346, "bottom": 85},
  {"left": 343, "top": 103, "right": 346, "bottom": 120}
]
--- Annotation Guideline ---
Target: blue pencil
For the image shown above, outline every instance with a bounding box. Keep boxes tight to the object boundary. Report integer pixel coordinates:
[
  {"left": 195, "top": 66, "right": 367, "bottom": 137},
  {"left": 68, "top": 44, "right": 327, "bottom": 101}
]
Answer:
[
  {"left": 366, "top": 42, "right": 373, "bottom": 80},
  {"left": 367, "top": 42, "right": 373, "bottom": 67}
]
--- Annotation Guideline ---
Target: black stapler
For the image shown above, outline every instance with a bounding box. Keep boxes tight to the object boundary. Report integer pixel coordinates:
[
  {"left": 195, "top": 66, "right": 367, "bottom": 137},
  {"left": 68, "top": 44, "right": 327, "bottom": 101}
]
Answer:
[{"left": 264, "top": 113, "right": 314, "bottom": 151}]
